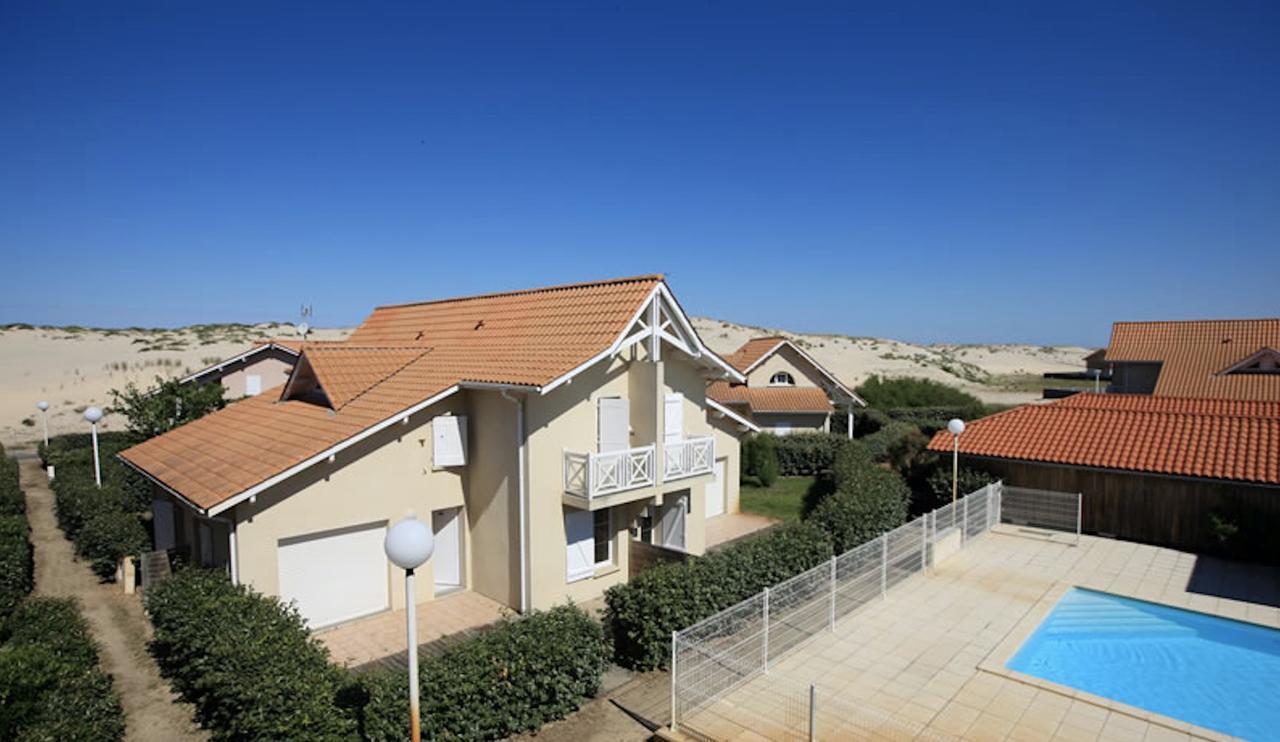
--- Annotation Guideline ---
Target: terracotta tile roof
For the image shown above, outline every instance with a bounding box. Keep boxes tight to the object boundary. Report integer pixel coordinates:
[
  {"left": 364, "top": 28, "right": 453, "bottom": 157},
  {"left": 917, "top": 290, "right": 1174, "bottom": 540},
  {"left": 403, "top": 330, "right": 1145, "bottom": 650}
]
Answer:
[
  {"left": 926, "top": 393, "right": 1280, "bottom": 485},
  {"left": 120, "top": 275, "right": 666, "bottom": 511},
  {"left": 707, "top": 382, "right": 833, "bottom": 413},
  {"left": 1106, "top": 319, "right": 1280, "bottom": 401},
  {"left": 724, "top": 336, "right": 789, "bottom": 373}
]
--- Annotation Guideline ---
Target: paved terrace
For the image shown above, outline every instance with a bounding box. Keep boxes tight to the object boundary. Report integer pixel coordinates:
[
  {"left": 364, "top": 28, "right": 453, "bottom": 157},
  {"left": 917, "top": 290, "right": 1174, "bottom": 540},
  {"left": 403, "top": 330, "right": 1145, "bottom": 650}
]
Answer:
[{"left": 678, "top": 527, "right": 1280, "bottom": 741}]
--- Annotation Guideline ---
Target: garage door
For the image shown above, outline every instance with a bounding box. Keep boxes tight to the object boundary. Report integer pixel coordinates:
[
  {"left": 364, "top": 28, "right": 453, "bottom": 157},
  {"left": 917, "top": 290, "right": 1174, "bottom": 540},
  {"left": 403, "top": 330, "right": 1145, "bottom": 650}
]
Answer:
[
  {"left": 278, "top": 523, "right": 389, "bottom": 629},
  {"left": 706, "top": 460, "right": 726, "bottom": 518}
]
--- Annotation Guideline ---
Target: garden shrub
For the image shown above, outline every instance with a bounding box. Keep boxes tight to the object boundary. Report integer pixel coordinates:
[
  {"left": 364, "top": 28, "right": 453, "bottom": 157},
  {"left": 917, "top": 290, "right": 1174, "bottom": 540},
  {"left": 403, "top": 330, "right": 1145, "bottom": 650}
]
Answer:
[
  {"left": 772, "top": 432, "right": 848, "bottom": 476},
  {"left": 923, "top": 465, "right": 997, "bottom": 512},
  {"left": 0, "top": 598, "right": 125, "bottom": 741},
  {"left": 853, "top": 375, "right": 986, "bottom": 419},
  {"left": 807, "top": 468, "right": 911, "bottom": 553},
  {"left": 749, "top": 434, "right": 780, "bottom": 486},
  {"left": 860, "top": 421, "right": 930, "bottom": 472},
  {"left": 357, "top": 604, "right": 607, "bottom": 741},
  {"left": 0, "top": 517, "right": 32, "bottom": 623},
  {"left": 851, "top": 407, "right": 890, "bottom": 438},
  {"left": 110, "top": 375, "right": 226, "bottom": 440},
  {"left": 0, "top": 447, "right": 23, "bottom": 516},
  {"left": 76, "top": 509, "right": 149, "bottom": 580},
  {"left": 605, "top": 521, "right": 832, "bottom": 670},
  {"left": 145, "top": 569, "right": 355, "bottom": 741},
  {"left": 801, "top": 439, "right": 872, "bottom": 517}
]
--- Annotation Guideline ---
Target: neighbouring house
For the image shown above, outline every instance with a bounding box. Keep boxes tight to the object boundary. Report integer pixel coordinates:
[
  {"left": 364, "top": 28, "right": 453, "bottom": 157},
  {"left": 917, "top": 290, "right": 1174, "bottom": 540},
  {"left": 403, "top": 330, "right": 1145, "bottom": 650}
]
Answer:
[
  {"left": 927, "top": 393, "right": 1280, "bottom": 555},
  {"left": 178, "top": 339, "right": 308, "bottom": 398},
  {"left": 1100, "top": 318, "right": 1280, "bottom": 399},
  {"left": 707, "top": 336, "right": 864, "bottom": 435},
  {"left": 118, "top": 275, "right": 749, "bottom": 629}
]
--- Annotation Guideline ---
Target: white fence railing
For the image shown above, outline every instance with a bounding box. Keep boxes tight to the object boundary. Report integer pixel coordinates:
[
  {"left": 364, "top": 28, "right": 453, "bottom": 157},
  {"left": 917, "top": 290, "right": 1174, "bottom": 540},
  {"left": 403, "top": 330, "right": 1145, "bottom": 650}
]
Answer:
[
  {"left": 663, "top": 436, "right": 715, "bottom": 481},
  {"left": 672, "top": 482, "right": 1006, "bottom": 733},
  {"left": 563, "top": 444, "right": 656, "bottom": 499}
]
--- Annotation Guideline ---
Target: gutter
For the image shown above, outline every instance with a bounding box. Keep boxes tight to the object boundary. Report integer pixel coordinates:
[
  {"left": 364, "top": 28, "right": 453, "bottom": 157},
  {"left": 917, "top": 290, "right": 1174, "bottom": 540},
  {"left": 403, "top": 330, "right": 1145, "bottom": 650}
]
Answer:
[{"left": 501, "top": 389, "right": 531, "bottom": 613}]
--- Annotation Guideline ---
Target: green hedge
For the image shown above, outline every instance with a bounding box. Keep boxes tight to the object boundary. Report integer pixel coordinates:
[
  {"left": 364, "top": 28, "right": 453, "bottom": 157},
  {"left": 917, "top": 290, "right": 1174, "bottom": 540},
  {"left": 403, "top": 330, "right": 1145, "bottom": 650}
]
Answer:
[
  {"left": 145, "top": 569, "right": 355, "bottom": 741},
  {"left": 772, "top": 432, "right": 848, "bottom": 476},
  {"left": 0, "top": 447, "right": 32, "bottom": 623},
  {"left": 808, "top": 467, "right": 911, "bottom": 553},
  {"left": 0, "top": 598, "right": 125, "bottom": 741},
  {"left": 0, "top": 449, "right": 23, "bottom": 516},
  {"left": 357, "top": 604, "right": 607, "bottom": 740},
  {"left": 860, "top": 421, "right": 929, "bottom": 470},
  {"left": 43, "top": 434, "right": 149, "bottom": 582},
  {"left": 604, "top": 521, "right": 833, "bottom": 670},
  {"left": 923, "top": 465, "right": 997, "bottom": 512},
  {"left": 742, "top": 434, "right": 780, "bottom": 486}
]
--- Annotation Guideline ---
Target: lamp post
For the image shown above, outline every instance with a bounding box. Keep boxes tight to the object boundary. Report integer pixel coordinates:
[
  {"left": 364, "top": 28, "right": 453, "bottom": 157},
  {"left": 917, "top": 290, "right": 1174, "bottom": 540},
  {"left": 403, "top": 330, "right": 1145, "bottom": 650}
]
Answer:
[
  {"left": 84, "top": 406, "right": 104, "bottom": 487},
  {"left": 36, "top": 401, "right": 49, "bottom": 446},
  {"left": 947, "top": 418, "right": 965, "bottom": 505},
  {"left": 384, "top": 513, "right": 434, "bottom": 742}
]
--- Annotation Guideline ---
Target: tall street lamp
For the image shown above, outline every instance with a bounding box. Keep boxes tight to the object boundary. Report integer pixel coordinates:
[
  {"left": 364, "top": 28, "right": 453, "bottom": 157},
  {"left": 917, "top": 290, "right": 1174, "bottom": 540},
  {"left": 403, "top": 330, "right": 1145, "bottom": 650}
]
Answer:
[
  {"left": 947, "top": 418, "right": 965, "bottom": 505},
  {"left": 36, "top": 401, "right": 49, "bottom": 446},
  {"left": 384, "top": 513, "right": 434, "bottom": 742},
  {"left": 84, "top": 406, "right": 104, "bottom": 487}
]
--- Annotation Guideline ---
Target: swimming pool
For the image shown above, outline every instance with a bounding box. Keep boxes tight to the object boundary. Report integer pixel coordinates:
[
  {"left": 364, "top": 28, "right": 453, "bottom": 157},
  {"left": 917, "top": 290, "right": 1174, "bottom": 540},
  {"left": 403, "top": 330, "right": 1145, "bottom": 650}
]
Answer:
[{"left": 1007, "top": 588, "right": 1280, "bottom": 741}]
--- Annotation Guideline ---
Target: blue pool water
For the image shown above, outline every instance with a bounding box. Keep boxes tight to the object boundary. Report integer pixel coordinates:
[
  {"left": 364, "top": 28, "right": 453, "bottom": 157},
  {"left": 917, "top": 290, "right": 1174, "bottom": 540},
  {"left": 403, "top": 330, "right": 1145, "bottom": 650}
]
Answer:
[{"left": 1007, "top": 588, "right": 1280, "bottom": 741}]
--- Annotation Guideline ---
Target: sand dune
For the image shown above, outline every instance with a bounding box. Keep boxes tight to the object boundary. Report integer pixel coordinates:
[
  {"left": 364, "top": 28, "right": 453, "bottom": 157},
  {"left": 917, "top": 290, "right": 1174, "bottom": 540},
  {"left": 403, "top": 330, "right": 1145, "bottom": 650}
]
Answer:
[{"left": 0, "top": 319, "right": 1092, "bottom": 447}]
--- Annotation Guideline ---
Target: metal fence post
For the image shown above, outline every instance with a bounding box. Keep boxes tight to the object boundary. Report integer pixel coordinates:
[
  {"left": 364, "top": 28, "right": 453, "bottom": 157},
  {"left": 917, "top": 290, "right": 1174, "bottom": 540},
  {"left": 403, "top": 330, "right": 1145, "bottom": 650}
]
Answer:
[
  {"left": 829, "top": 556, "right": 836, "bottom": 631},
  {"left": 763, "top": 587, "right": 770, "bottom": 673},
  {"left": 880, "top": 535, "right": 888, "bottom": 598},
  {"left": 1076, "top": 492, "right": 1083, "bottom": 546},
  {"left": 670, "top": 631, "right": 678, "bottom": 732},
  {"left": 962, "top": 494, "right": 969, "bottom": 547},
  {"left": 809, "top": 684, "right": 817, "bottom": 742},
  {"left": 920, "top": 515, "right": 927, "bottom": 571}
]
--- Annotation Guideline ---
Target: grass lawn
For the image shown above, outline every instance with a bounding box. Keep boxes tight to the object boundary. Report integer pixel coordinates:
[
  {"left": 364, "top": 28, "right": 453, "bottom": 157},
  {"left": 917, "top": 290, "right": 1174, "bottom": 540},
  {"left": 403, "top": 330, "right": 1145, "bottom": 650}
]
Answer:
[{"left": 739, "top": 475, "right": 817, "bottom": 523}]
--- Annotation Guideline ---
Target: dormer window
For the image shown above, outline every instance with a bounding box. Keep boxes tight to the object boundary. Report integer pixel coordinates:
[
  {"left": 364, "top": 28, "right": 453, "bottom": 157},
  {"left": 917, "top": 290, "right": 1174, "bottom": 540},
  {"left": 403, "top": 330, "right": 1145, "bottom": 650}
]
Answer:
[
  {"left": 769, "top": 371, "right": 796, "bottom": 386},
  {"left": 1222, "top": 348, "right": 1280, "bottom": 375}
]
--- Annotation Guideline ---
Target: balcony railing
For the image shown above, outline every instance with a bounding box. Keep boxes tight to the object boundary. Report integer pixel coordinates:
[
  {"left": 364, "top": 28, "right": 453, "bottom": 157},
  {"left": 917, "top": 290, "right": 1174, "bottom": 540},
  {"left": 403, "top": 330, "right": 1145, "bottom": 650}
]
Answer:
[
  {"left": 564, "top": 444, "right": 656, "bottom": 500},
  {"left": 663, "top": 436, "right": 715, "bottom": 481}
]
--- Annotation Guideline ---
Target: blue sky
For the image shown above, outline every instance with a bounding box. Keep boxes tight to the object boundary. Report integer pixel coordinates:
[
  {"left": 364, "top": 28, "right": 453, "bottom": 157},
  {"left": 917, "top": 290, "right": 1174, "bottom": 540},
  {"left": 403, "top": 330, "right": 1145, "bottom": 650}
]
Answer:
[{"left": 2, "top": 2, "right": 1277, "bottom": 346}]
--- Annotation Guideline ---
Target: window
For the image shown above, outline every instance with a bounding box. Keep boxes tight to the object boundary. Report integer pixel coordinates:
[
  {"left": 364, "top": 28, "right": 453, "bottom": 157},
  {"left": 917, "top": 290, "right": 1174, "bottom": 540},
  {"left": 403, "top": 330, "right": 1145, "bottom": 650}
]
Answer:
[
  {"left": 769, "top": 371, "right": 795, "bottom": 386},
  {"left": 593, "top": 509, "right": 612, "bottom": 565},
  {"left": 631, "top": 507, "right": 654, "bottom": 543}
]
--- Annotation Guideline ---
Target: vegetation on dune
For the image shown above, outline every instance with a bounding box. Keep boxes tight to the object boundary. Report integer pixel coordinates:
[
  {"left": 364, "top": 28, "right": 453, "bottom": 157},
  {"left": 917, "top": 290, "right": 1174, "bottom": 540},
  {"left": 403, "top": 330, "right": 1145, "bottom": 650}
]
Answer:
[{"left": 109, "top": 375, "right": 227, "bottom": 440}]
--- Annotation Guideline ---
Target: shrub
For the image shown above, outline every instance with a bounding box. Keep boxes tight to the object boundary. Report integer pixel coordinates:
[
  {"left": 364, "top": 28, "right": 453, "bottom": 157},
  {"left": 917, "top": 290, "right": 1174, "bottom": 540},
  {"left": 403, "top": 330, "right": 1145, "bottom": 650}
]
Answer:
[
  {"left": 76, "top": 510, "right": 148, "bottom": 580},
  {"left": 851, "top": 407, "right": 890, "bottom": 438},
  {"left": 772, "top": 432, "right": 848, "bottom": 476},
  {"left": 0, "top": 516, "right": 33, "bottom": 622},
  {"left": 358, "top": 604, "right": 607, "bottom": 741},
  {"left": 861, "top": 421, "right": 930, "bottom": 471},
  {"left": 802, "top": 440, "right": 872, "bottom": 517},
  {"left": 854, "top": 375, "right": 986, "bottom": 418},
  {"left": 750, "top": 435, "right": 780, "bottom": 486},
  {"left": 145, "top": 569, "right": 355, "bottom": 740},
  {"left": 0, "top": 449, "right": 23, "bottom": 516},
  {"left": 0, "top": 598, "right": 125, "bottom": 741},
  {"left": 605, "top": 521, "right": 832, "bottom": 670},
  {"left": 807, "top": 468, "right": 911, "bottom": 553},
  {"left": 109, "top": 375, "right": 226, "bottom": 440},
  {"left": 923, "top": 465, "right": 997, "bottom": 512}
]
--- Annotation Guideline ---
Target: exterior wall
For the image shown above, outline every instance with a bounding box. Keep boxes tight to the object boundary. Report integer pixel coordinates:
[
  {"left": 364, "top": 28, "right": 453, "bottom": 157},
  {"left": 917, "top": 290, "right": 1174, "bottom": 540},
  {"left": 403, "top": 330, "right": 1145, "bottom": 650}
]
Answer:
[
  {"left": 464, "top": 391, "right": 521, "bottom": 608},
  {"left": 205, "top": 349, "right": 297, "bottom": 398},
  {"left": 1109, "top": 361, "right": 1161, "bottom": 394},
  {"left": 663, "top": 358, "right": 716, "bottom": 556},
  {"left": 744, "top": 346, "right": 828, "bottom": 390},
  {"left": 231, "top": 392, "right": 471, "bottom": 611},
  {"left": 709, "top": 415, "right": 743, "bottom": 515},
  {"left": 752, "top": 412, "right": 831, "bottom": 433},
  {"left": 971, "top": 456, "right": 1280, "bottom": 557}
]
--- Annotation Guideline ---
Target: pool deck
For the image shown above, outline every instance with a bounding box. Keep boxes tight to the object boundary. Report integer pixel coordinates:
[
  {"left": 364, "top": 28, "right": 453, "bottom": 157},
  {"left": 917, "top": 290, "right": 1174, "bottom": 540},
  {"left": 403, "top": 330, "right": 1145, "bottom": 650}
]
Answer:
[{"left": 676, "top": 526, "right": 1280, "bottom": 741}]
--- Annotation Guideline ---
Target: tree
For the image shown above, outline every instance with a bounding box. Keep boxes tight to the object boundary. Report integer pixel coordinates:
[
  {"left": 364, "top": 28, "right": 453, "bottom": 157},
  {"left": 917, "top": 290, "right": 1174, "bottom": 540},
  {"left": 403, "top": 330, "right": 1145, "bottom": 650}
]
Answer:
[{"left": 110, "top": 376, "right": 226, "bottom": 440}]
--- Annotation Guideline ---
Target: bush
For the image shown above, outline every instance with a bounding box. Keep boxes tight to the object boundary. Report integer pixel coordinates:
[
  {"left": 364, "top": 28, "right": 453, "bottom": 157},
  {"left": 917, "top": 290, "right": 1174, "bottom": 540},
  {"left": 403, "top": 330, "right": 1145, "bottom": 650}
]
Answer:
[
  {"left": 923, "top": 465, "right": 997, "bottom": 512},
  {"left": 772, "top": 432, "right": 848, "bottom": 476},
  {"left": 861, "top": 421, "right": 930, "bottom": 472},
  {"left": 145, "top": 569, "right": 355, "bottom": 740},
  {"left": 0, "top": 516, "right": 32, "bottom": 623},
  {"left": 742, "top": 434, "right": 781, "bottom": 486},
  {"left": 358, "top": 604, "right": 607, "bottom": 741},
  {"left": 0, "top": 449, "right": 23, "bottom": 517},
  {"left": 110, "top": 375, "right": 226, "bottom": 440},
  {"left": 605, "top": 521, "right": 832, "bottom": 670},
  {"left": 801, "top": 440, "right": 873, "bottom": 518},
  {"left": 851, "top": 407, "right": 890, "bottom": 438},
  {"left": 76, "top": 510, "right": 148, "bottom": 580},
  {"left": 0, "top": 598, "right": 125, "bottom": 741},
  {"left": 854, "top": 375, "right": 986, "bottom": 418},
  {"left": 807, "top": 468, "right": 911, "bottom": 553}
]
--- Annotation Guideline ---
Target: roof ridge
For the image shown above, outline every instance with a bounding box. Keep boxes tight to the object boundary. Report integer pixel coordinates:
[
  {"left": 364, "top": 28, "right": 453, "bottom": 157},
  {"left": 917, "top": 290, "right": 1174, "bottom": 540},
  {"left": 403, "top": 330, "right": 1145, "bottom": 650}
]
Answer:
[
  {"left": 1056, "top": 393, "right": 1280, "bottom": 419},
  {"left": 333, "top": 347, "right": 435, "bottom": 411},
  {"left": 1112, "top": 318, "right": 1280, "bottom": 327},
  {"left": 306, "top": 344, "right": 427, "bottom": 352},
  {"left": 373, "top": 274, "right": 665, "bottom": 311}
]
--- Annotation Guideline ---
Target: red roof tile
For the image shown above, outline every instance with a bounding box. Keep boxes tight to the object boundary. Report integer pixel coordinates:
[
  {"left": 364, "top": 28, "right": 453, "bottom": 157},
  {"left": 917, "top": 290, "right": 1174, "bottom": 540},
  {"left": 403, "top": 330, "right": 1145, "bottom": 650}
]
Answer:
[
  {"left": 1106, "top": 319, "right": 1280, "bottom": 401},
  {"left": 707, "top": 382, "right": 833, "bottom": 413},
  {"left": 927, "top": 393, "right": 1280, "bottom": 485}
]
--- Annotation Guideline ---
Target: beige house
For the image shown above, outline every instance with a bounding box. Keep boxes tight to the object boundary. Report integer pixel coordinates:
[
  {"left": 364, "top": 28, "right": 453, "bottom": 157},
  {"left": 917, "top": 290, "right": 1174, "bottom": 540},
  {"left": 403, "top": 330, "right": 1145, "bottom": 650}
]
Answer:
[
  {"left": 119, "top": 276, "right": 749, "bottom": 628},
  {"left": 179, "top": 340, "right": 306, "bottom": 398},
  {"left": 708, "top": 336, "right": 864, "bottom": 435}
]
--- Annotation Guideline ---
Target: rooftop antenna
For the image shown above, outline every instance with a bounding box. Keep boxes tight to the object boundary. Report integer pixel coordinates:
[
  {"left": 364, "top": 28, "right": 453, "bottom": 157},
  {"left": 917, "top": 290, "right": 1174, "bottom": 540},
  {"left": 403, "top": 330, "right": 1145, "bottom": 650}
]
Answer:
[{"left": 298, "top": 303, "right": 313, "bottom": 339}]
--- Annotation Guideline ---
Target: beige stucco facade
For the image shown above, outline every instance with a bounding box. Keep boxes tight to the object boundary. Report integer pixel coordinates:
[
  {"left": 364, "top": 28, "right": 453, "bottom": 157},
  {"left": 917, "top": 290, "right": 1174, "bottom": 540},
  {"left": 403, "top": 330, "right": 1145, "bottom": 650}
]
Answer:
[
  {"left": 191, "top": 347, "right": 298, "bottom": 399},
  {"left": 744, "top": 345, "right": 829, "bottom": 390},
  {"left": 154, "top": 341, "right": 738, "bottom": 622}
]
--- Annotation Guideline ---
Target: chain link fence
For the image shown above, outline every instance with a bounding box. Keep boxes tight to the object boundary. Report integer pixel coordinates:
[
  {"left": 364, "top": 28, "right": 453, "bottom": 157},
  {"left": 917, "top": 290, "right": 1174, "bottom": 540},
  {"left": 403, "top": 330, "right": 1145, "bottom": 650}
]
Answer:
[{"left": 672, "top": 482, "right": 1005, "bottom": 733}]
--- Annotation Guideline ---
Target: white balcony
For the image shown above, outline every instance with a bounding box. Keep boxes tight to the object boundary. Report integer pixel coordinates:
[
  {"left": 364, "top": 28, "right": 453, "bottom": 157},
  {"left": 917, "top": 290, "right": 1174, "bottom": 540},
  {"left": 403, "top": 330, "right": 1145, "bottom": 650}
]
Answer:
[
  {"left": 663, "top": 436, "right": 715, "bottom": 481},
  {"left": 564, "top": 444, "right": 656, "bottom": 500}
]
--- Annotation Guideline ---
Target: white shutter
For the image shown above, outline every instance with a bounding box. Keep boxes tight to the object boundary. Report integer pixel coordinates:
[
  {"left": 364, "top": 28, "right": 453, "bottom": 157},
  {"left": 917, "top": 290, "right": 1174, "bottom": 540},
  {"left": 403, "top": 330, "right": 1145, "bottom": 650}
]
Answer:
[
  {"left": 598, "top": 398, "right": 629, "bottom": 452},
  {"left": 565, "top": 510, "right": 595, "bottom": 582},
  {"left": 432, "top": 415, "right": 468, "bottom": 468},
  {"left": 664, "top": 394, "right": 683, "bottom": 444}
]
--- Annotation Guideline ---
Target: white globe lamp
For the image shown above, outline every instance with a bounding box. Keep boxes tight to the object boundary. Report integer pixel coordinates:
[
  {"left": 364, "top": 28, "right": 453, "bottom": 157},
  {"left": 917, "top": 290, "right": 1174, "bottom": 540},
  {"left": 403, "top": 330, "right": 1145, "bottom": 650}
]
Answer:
[
  {"left": 947, "top": 418, "right": 965, "bottom": 436},
  {"left": 947, "top": 418, "right": 965, "bottom": 505},
  {"left": 384, "top": 513, "right": 434, "bottom": 742},
  {"left": 36, "top": 401, "right": 49, "bottom": 446}
]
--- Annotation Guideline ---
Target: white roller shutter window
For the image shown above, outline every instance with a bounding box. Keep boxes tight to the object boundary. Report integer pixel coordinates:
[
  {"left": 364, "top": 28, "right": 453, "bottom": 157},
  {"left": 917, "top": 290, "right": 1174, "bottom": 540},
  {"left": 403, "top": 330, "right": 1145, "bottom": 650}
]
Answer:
[{"left": 565, "top": 510, "right": 594, "bottom": 582}]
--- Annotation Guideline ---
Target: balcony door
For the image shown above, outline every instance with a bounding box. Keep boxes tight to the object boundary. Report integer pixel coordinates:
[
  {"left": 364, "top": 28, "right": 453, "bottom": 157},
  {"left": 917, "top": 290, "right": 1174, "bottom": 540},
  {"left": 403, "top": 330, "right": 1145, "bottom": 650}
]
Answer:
[
  {"left": 660, "top": 491, "right": 688, "bottom": 550},
  {"left": 598, "top": 397, "right": 629, "bottom": 452}
]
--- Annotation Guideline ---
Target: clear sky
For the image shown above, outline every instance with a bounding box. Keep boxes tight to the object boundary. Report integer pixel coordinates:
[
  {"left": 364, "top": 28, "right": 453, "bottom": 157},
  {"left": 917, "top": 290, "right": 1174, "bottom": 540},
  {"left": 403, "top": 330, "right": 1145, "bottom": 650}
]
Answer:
[{"left": 2, "top": 2, "right": 1277, "bottom": 346}]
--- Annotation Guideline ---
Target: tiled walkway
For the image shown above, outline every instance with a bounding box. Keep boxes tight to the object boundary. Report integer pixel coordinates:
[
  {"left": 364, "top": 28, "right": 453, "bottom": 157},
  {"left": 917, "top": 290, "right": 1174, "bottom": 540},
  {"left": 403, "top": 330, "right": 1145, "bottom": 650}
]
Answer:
[
  {"left": 677, "top": 527, "right": 1280, "bottom": 741},
  {"left": 317, "top": 590, "right": 510, "bottom": 670}
]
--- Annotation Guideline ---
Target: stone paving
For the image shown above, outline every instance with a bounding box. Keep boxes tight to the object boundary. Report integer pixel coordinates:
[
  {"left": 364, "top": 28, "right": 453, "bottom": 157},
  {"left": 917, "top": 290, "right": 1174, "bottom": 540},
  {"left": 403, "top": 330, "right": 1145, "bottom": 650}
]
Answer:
[
  {"left": 676, "top": 526, "right": 1280, "bottom": 741},
  {"left": 316, "top": 590, "right": 510, "bottom": 670}
]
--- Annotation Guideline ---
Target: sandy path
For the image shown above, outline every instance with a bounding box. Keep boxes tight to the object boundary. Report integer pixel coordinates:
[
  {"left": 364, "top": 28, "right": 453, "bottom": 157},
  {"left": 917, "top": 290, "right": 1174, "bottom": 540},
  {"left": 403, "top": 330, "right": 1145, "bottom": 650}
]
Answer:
[{"left": 20, "top": 459, "right": 208, "bottom": 742}]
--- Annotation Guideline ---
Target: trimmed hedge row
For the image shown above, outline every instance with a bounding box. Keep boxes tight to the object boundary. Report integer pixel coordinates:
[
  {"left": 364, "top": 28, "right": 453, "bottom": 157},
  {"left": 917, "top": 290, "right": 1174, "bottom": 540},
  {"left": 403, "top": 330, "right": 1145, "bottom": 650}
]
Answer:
[
  {"left": 0, "top": 597, "right": 125, "bottom": 741},
  {"left": 357, "top": 604, "right": 607, "bottom": 740},
  {"left": 43, "top": 434, "right": 149, "bottom": 581},
  {"left": 771, "top": 432, "right": 848, "bottom": 476},
  {"left": 145, "top": 569, "right": 355, "bottom": 741},
  {"left": 0, "top": 447, "right": 32, "bottom": 622},
  {"left": 604, "top": 521, "right": 833, "bottom": 670},
  {"left": 808, "top": 467, "right": 911, "bottom": 553}
]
